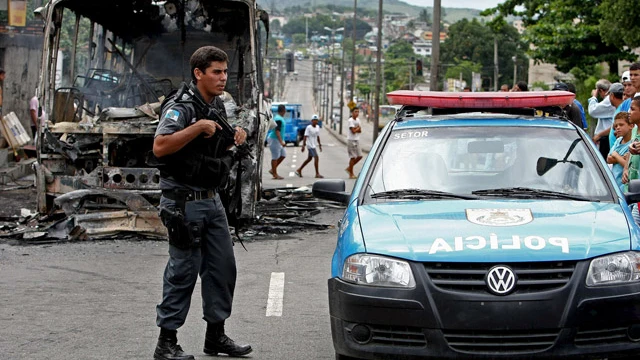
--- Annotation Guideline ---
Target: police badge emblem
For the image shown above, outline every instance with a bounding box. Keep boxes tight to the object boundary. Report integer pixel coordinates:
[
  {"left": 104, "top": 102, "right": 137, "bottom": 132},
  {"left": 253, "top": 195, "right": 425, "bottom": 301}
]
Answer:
[{"left": 466, "top": 208, "right": 533, "bottom": 227}]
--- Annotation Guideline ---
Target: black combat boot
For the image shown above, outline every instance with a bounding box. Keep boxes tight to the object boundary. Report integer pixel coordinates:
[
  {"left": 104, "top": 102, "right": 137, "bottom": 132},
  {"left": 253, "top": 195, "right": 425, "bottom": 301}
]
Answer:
[
  {"left": 203, "top": 321, "right": 252, "bottom": 357},
  {"left": 154, "top": 328, "right": 195, "bottom": 360}
]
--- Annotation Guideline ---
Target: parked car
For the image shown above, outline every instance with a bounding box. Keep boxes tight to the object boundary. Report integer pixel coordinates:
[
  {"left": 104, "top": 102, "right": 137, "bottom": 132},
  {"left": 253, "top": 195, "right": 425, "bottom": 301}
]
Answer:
[{"left": 314, "top": 90, "right": 640, "bottom": 360}]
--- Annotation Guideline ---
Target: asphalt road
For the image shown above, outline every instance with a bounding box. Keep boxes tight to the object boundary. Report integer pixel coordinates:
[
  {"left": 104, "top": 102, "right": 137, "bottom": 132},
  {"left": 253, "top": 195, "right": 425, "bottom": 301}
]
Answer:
[
  {"left": 0, "top": 207, "right": 342, "bottom": 360},
  {"left": 0, "top": 58, "right": 350, "bottom": 360},
  {"left": 261, "top": 59, "right": 362, "bottom": 191}
]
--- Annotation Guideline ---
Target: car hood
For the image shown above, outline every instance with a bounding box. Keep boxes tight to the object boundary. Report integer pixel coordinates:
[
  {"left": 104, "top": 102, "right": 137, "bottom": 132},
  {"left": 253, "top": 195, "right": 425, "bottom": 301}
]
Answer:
[{"left": 358, "top": 200, "right": 631, "bottom": 262}]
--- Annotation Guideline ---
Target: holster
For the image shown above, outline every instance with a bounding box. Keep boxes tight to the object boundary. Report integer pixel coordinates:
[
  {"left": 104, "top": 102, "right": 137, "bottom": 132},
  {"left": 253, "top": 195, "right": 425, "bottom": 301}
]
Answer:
[{"left": 159, "top": 191, "right": 205, "bottom": 249}]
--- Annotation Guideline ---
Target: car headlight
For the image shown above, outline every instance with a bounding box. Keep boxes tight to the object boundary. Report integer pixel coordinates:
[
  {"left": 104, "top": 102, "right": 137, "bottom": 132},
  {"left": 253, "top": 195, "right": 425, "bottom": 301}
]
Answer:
[
  {"left": 342, "top": 254, "right": 416, "bottom": 288},
  {"left": 586, "top": 252, "right": 640, "bottom": 286}
]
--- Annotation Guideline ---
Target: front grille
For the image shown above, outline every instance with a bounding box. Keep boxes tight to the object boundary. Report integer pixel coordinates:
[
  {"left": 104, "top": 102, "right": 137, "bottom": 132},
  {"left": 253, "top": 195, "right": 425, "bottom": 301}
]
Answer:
[
  {"left": 443, "top": 329, "right": 559, "bottom": 354},
  {"left": 575, "top": 327, "right": 629, "bottom": 347},
  {"left": 349, "top": 325, "right": 426, "bottom": 347},
  {"left": 424, "top": 261, "right": 576, "bottom": 294}
]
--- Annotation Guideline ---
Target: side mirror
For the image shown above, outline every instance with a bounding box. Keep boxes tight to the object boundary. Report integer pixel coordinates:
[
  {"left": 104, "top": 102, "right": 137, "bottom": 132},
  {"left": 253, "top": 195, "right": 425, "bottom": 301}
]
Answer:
[
  {"left": 625, "top": 179, "right": 640, "bottom": 204},
  {"left": 312, "top": 179, "right": 350, "bottom": 205},
  {"left": 536, "top": 157, "right": 558, "bottom": 176}
]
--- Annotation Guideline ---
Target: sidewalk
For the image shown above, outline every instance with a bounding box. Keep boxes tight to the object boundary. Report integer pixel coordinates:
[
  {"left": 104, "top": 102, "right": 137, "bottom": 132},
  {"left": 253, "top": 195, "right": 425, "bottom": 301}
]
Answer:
[{"left": 321, "top": 110, "right": 375, "bottom": 154}]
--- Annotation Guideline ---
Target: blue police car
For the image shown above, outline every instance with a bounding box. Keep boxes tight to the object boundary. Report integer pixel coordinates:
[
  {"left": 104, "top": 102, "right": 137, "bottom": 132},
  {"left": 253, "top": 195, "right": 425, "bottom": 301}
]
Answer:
[{"left": 313, "top": 91, "right": 640, "bottom": 359}]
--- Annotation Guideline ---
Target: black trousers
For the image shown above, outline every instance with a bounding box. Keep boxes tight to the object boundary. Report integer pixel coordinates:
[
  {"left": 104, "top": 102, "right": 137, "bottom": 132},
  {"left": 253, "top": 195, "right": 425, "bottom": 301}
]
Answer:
[{"left": 156, "top": 193, "right": 236, "bottom": 330}]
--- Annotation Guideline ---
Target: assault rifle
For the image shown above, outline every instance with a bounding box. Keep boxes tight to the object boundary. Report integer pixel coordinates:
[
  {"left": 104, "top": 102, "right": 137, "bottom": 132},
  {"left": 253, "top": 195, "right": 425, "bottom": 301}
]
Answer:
[{"left": 174, "top": 83, "right": 240, "bottom": 143}]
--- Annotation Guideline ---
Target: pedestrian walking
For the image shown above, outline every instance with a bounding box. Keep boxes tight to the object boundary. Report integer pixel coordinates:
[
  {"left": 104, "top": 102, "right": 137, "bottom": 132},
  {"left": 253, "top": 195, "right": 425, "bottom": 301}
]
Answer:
[
  {"left": 268, "top": 104, "right": 287, "bottom": 179},
  {"left": 151, "top": 45, "right": 251, "bottom": 360},
  {"left": 295, "top": 114, "right": 323, "bottom": 178},
  {"left": 345, "top": 107, "right": 362, "bottom": 179}
]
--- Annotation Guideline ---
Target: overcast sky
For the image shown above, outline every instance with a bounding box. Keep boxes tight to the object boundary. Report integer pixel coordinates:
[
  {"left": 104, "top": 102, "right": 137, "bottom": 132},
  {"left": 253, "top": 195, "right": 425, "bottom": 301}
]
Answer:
[{"left": 401, "top": 0, "right": 504, "bottom": 10}]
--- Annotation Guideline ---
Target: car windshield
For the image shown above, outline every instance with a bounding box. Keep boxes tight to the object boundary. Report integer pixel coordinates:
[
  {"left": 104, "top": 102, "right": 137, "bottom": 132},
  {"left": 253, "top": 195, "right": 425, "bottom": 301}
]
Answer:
[{"left": 365, "top": 126, "right": 612, "bottom": 202}]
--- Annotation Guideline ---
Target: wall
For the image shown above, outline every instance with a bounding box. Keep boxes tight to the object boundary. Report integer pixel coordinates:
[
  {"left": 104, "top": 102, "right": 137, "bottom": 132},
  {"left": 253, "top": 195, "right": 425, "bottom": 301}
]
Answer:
[{"left": 0, "top": 33, "right": 43, "bottom": 139}]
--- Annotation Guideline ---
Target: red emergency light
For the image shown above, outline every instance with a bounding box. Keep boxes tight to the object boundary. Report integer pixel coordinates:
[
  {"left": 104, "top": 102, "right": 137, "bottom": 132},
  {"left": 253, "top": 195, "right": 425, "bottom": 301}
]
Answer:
[{"left": 386, "top": 91, "right": 575, "bottom": 109}]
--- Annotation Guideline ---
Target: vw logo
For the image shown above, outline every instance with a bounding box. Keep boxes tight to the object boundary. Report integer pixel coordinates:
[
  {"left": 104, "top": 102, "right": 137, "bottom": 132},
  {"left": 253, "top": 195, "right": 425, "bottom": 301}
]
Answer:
[{"left": 485, "top": 265, "right": 517, "bottom": 295}]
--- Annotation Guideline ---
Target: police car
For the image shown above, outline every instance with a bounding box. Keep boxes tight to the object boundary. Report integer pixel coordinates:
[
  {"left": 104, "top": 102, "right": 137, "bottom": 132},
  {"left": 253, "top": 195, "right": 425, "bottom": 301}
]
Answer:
[{"left": 313, "top": 91, "right": 640, "bottom": 359}]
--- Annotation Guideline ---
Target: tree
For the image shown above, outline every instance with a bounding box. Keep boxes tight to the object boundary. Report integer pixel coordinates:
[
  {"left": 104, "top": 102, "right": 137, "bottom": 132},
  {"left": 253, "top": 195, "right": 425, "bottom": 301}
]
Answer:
[
  {"left": 271, "top": 19, "right": 282, "bottom": 34},
  {"left": 599, "top": 0, "right": 640, "bottom": 51},
  {"left": 386, "top": 40, "right": 414, "bottom": 60},
  {"left": 440, "top": 18, "right": 527, "bottom": 89},
  {"left": 292, "top": 33, "right": 306, "bottom": 45},
  {"left": 445, "top": 60, "right": 482, "bottom": 87},
  {"left": 418, "top": 9, "right": 431, "bottom": 26},
  {"left": 482, "top": 0, "right": 636, "bottom": 74},
  {"left": 281, "top": 14, "right": 371, "bottom": 41}
]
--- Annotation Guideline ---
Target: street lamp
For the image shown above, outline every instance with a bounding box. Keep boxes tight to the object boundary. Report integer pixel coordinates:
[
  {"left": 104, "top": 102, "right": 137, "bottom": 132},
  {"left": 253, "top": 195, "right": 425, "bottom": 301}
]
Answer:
[{"left": 512, "top": 55, "right": 517, "bottom": 86}]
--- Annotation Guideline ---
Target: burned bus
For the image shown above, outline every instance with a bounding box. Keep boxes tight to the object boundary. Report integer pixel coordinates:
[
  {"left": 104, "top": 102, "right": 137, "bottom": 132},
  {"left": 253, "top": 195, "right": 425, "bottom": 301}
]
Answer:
[{"left": 33, "top": 0, "right": 271, "bottom": 237}]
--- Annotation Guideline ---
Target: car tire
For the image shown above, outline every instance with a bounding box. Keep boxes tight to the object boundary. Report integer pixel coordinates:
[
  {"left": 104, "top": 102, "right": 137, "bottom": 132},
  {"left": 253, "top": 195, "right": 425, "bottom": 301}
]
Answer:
[{"left": 295, "top": 132, "right": 303, "bottom": 147}]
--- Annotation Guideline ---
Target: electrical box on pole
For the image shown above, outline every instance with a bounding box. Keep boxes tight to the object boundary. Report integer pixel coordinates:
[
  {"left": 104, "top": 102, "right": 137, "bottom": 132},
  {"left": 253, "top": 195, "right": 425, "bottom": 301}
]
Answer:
[{"left": 416, "top": 59, "right": 423, "bottom": 77}]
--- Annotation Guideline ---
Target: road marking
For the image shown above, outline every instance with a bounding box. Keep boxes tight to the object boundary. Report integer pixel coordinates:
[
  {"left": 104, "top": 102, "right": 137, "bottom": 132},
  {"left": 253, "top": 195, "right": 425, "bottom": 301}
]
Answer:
[
  {"left": 266, "top": 272, "right": 285, "bottom": 317},
  {"left": 291, "top": 165, "right": 296, "bottom": 168},
  {"left": 288, "top": 171, "right": 295, "bottom": 177}
]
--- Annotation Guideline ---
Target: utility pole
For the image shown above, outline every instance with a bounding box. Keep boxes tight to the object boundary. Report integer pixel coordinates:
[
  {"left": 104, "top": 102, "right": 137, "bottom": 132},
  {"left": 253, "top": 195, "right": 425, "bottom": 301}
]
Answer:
[
  {"left": 324, "top": 62, "right": 330, "bottom": 121},
  {"left": 372, "top": 0, "right": 383, "bottom": 141},
  {"left": 325, "top": 26, "right": 344, "bottom": 128},
  {"left": 512, "top": 55, "right": 517, "bottom": 85},
  {"left": 430, "top": 0, "right": 441, "bottom": 91},
  {"left": 409, "top": 60, "right": 413, "bottom": 90},
  {"left": 494, "top": 38, "right": 498, "bottom": 91},
  {"left": 312, "top": 59, "right": 316, "bottom": 104},
  {"left": 339, "top": 21, "right": 347, "bottom": 135},
  {"left": 350, "top": 0, "right": 357, "bottom": 105}
]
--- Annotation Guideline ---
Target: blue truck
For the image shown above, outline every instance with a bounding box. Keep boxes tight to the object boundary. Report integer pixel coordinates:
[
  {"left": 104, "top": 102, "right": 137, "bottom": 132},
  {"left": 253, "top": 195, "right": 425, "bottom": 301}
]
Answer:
[{"left": 271, "top": 103, "right": 321, "bottom": 146}]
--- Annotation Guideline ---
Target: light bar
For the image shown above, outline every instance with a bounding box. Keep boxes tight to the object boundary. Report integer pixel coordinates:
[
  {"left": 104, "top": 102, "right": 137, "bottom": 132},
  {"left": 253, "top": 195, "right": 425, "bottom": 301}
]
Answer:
[{"left": 386, "top": 91, "right": 575, "bottom": 109}]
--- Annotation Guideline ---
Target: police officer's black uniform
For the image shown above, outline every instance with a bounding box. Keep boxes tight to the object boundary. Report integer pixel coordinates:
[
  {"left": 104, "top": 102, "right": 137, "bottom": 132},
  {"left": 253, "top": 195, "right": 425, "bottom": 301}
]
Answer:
[{"left": 152, "top": 82, "right": 251, "bottom": 360}]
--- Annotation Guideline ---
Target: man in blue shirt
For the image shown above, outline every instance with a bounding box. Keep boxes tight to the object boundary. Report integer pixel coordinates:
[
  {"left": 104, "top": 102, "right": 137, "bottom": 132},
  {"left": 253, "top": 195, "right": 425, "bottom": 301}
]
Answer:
[{"left": 267, "top": 104, "right": 287, "bottom": 179}]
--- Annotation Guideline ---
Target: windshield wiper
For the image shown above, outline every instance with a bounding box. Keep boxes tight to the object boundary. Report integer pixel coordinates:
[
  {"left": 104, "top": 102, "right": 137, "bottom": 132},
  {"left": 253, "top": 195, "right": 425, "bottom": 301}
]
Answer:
[
  {"left": 371, "top": 189, "right": 479, "bottom": 200},
  {"left": 472, "top": 187, "right": 596, "bottom": 201}
]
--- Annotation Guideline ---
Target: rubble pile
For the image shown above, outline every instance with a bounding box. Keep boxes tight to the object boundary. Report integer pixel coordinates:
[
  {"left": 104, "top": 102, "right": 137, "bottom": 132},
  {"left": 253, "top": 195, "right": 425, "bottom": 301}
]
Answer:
[
  {"left": 239, "top": 186, "right": 343, "bottom": 239},
  {"left": 0, "top": 185, "right": 344, "bottom": 245}
]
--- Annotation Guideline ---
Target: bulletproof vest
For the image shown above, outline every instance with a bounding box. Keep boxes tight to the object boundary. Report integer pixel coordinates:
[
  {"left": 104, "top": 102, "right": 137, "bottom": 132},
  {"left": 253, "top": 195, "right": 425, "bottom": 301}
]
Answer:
[{"left": 151, "top": 85, "right": 235, "bottom": 189}]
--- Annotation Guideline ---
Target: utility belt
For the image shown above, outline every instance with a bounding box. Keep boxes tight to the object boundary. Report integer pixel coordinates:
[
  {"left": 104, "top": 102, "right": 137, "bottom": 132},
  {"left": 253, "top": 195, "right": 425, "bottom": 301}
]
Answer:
[
  {"left": 162, "top": 189, "right": 216, "bottom": 202},
  {"left": 159, "top": 189, "right": 216, "bottom": 250}
]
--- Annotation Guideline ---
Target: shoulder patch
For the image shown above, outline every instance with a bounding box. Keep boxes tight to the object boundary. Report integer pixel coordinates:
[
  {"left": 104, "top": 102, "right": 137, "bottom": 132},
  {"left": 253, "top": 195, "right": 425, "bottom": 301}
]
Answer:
[{"left": 164, "top": 109, "right": 181, "bottom": 122}]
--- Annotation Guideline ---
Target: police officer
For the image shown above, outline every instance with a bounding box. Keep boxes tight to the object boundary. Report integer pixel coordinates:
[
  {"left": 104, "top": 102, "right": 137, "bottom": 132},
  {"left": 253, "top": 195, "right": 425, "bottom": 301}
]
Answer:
[{"left": 152, "top": 46, "right": 251, "bottom": 360}]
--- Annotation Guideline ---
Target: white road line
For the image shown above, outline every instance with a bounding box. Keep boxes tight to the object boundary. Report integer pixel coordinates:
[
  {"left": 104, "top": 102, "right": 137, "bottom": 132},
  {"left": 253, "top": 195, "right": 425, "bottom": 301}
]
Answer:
[
  {"left": 286, "top": 183, "right": 293, "bottom": 187},
  {"left": 291, "top": 165, "right": 296, "bottom": 168},
  {"left": 288, "top": 172, "right": 295, "bottom": 177},
  {"left": 266, "top": 272, "right": 285, "bottom": 317}
]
